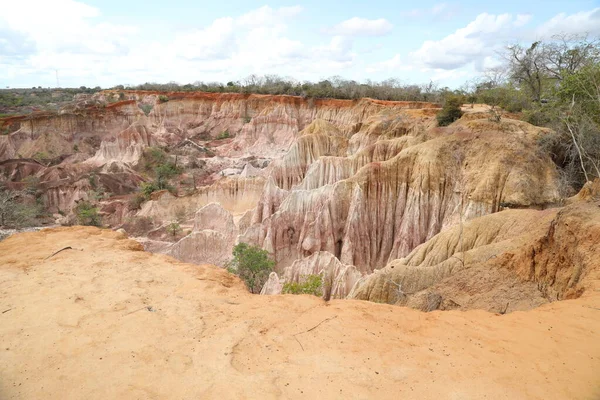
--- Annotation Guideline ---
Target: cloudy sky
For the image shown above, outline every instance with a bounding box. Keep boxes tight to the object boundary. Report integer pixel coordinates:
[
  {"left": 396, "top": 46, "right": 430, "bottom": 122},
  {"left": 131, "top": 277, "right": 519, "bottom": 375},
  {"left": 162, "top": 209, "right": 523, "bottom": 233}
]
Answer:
[{"left": 1, "top": 0, "right": 599, "bottom": 88}]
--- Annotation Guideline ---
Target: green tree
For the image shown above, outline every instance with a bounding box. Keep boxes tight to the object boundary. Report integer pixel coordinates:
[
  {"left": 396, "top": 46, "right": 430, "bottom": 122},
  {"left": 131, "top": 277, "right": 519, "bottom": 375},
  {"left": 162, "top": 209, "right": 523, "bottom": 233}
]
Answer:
[
  {"left": 227, "top": 243, "right": 275, "bottom": 294},
  {"left": 436, "top": 96, "right": 464, "bottom": 126},
  {"left": 166, "top": 222, "right": 181, "bottom": 239},
  {"left": 75, "top": 200, "right": 101, "bottom": 227}
]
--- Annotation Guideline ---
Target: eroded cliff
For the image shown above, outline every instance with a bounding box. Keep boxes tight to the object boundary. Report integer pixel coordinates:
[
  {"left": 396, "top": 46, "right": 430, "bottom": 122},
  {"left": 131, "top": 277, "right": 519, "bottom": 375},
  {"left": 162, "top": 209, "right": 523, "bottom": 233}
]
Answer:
[{"left": 0, "top": 92, "right": 579, "bottom": 314}]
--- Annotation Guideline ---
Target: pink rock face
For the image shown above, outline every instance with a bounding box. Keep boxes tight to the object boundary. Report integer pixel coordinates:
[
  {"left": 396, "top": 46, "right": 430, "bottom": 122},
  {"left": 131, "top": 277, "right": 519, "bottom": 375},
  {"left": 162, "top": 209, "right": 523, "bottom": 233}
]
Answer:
[
  {"left": 243, "top": 129, "right": 560, "bottom": 277},
  {"left": 168, "top": 203, "right": 237, "bottom": 267}
]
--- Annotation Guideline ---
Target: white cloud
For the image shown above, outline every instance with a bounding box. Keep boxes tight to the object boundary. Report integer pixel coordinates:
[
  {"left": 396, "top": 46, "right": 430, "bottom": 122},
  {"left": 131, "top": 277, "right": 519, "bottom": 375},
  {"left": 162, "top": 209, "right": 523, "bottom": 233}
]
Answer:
[
  {"left": 409, "top": 13, "right": 528, "bottom": 70},
  {"left": 172, "top": 18, "right": 236, "bottom": 61},
  {"left": 366, "top": 54, "right": 412, "bottom": 73},
  {"left": 515, "top": 14, "right": 532, "bottom": 27},
  {"left": 536, "top": 8, "right": 600, "bottom": 37},
  {"left": 0, "top": 1, "right": 360, "bottom": 87},
  {"left": 327, "top": 17, "right": 393, "bottom": 36}
]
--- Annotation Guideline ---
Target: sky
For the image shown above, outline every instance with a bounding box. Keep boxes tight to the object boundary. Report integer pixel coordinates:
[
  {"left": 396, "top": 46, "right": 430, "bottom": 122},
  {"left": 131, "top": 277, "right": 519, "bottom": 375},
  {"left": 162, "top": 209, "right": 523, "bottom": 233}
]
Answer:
[{"left": 0, "top": 0, "right": 599, "bottom": 89}]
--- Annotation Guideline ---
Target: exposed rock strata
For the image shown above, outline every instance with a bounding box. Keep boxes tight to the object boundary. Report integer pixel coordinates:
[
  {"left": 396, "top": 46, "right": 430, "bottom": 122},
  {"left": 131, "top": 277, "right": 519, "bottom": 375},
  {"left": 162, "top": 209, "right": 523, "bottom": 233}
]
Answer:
[
  {"left": 168, "top": 202, "right": 237, "bottom": 267},
  {"left": 349, "top": 196, "right": 600, "bottom": 313},
  {"left": 242, "top": 122, "right": 561, "bottom": 280}
]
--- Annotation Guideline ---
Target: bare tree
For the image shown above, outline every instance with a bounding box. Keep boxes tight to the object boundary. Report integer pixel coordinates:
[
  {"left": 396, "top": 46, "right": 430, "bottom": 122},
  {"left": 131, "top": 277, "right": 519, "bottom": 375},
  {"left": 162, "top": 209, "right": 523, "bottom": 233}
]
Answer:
[{"left": 504, "top": 41, "right": 546, "bottom": 101}]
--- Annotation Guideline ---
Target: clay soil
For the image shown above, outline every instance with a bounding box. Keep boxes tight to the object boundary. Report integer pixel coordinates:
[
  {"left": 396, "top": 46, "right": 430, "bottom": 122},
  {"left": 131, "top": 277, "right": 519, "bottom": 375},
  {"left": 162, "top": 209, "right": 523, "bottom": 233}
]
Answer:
[{"left": 1, "top": 227, "right": 599, "bottom": 399}]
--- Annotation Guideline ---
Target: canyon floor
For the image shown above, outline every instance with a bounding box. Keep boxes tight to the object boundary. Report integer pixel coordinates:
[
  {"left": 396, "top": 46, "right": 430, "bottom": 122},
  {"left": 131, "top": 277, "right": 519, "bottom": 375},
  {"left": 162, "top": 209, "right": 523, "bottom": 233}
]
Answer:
[{"left": 1, "top": 227, "right": 599, "bottom": 400}]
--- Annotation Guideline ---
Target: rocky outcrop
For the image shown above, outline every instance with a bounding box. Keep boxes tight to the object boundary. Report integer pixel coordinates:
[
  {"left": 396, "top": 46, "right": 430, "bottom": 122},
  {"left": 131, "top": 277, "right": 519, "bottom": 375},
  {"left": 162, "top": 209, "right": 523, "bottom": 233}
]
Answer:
[
  {"left": 168, "top": 202, "right": 237, "bottom": 267},
  {"left": 0, "top": 92, "right": 440, "bottom": 222},
  {"left": 348, "top": 192, "right": 600, "bottom": 313},
  {"left": 264, "top": 251, "right": 363, "bottom": 300},
  {"left": 242, "top": 120, "right": 561, "bottom": 279},
  {"left": 0, "top": 92, "right": 572, "bottom": 312},
  {"left": 138, "top": 176, "right": 266, "bottom": 225},
  {"left": 86, "top": 124, "right": 153, "bottom": 166}
]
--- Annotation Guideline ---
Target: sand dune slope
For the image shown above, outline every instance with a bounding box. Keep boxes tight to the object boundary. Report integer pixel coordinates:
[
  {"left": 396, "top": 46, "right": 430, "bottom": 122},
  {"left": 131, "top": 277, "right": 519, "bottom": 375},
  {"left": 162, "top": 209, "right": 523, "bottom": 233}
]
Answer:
[{"left": 1, "top": 227, "right": 599, "bottom": 400}]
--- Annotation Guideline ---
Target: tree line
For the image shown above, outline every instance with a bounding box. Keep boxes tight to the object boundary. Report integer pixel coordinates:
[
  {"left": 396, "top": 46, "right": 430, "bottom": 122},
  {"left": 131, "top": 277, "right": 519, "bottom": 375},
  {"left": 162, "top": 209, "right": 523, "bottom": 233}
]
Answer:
[{"left": 117, "top": 77, "right": 450, "bottom": 103}]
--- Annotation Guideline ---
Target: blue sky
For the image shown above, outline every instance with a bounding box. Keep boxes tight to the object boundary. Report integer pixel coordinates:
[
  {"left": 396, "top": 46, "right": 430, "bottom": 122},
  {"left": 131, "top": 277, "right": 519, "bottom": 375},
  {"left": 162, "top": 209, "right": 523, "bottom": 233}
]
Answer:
[{"left": 1, "top": 0, "right": 599, "bottom": 88}]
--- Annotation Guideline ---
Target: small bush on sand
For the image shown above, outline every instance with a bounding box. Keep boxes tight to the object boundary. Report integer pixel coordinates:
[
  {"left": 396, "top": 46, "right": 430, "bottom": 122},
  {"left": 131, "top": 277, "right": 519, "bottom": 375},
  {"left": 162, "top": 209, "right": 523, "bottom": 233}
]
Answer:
[
  {"left": 282, "top": 274, "right": 323, "bottom": 296},
  {"left": 227, "top": 243, "right": 274, "bottom": 294}
]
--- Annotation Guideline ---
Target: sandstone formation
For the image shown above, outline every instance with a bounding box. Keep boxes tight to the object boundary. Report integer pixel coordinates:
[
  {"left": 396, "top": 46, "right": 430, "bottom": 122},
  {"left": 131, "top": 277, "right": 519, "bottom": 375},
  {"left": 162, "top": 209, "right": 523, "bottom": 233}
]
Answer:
[
  {"left": 0, "top": 91, "right": 578, "bottom": 314},
  {"left": 348, "top": 200, "right": 598, "bottom": 312},
  {"left": 240, "top": 116, "right": 560, "bottom": 295},
  {"left": 168, "top": 202, "right": 237, "bottom": 267},
  {"left": 262, "top": 251, "right": 363, "bottom": 300}
]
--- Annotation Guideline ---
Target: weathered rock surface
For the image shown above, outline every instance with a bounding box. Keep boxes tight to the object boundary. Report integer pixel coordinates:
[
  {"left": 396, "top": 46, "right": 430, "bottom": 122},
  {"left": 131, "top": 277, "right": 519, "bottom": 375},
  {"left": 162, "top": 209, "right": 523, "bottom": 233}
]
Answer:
[
  {"left": 167, "top": 202, "right": 237, "bottom": 267},
  {"left": 242, "top": 118, "right": 561, "bottom": 284},
  {"left": 349, "top": 195, "right": 600, "bottom": 313},
  {"left": 0, "top": 91, "right": 579, "bottom": 316}
]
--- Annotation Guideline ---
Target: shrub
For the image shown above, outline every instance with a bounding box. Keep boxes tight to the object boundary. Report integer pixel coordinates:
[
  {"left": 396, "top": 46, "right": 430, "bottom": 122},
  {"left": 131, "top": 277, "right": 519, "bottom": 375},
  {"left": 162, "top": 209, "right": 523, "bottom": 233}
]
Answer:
[
  {"left": 227, "top": 242, "right": 275, "bottom": 293},
  {"left": 216, "top": 130, "right": 230, "bottom": 140},
  {"left": 174, "top": 206, "right": 187, "bottom": 223},
  {"left": 75, "top": 200, "right": 101, "bottom": 227},
  {"left": 140, "top": 181, "right": 161, "bottom": 198},
  {"left": 436, "top": 96, "right": 464, "bottom": 126},
  {"left": 282, "top": 274, "right": 323, "bottom": 296},
  {"left": 33, "top": 151, "right": 51, "bottom": 162},
  {"left": 139, "top": 103, "right": 153, "bottom": 116},
  {"left": 155, "top": 162, "right": 182, "bottom": 180},
  {"left": 0, "top": 189, "right": 43, "bottom": 228},
  {"left": 22, "top": 176, "right": 41, "bottom": 196},
  {"left": 166, "top": 222, "right": 182, "bottom": 239},
  {"left": 158, "top": 95, "right": 169, "bottom": 103},
  {"left": 129, "top": 193, "right": 146, "bottom": 210}
]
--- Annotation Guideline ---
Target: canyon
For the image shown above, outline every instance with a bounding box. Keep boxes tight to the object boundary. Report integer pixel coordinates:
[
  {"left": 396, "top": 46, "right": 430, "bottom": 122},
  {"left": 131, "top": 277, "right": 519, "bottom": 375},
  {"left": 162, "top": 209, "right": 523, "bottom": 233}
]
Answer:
[{"left": 1, "top": 91, "right": 599, "bottom": 398}]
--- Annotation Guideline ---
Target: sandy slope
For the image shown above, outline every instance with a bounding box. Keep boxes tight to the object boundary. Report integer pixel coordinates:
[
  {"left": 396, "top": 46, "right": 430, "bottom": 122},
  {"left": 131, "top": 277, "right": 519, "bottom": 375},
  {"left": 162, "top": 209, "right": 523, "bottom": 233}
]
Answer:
[{"left": 1, "top": 227, "right": 599, "bottom": 400}]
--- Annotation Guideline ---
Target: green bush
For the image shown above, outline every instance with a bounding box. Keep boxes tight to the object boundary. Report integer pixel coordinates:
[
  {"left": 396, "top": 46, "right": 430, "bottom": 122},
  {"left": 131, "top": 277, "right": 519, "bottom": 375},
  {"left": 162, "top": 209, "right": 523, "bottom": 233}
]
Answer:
[
  {"left": 129, "top": 193, "right": 146, "bottom": 210},
  {"left": 158, "top": 95, "right": 169, "bottom": 103},
  {"left": 216, "top": 130, "right": 231, "bottom": 140},
  {"left": 140, "top": 181, "right": 161, "bottom": 198},
  {"left": 282, "top": 274, "right": 323, "bottom": 296},
  {"left": 155, "top": 162, "right": 182, "bottom": 180},
  {"left": 227, "top": 242, "right": 275, "bottom": 294},
  {"left": 139, "top": 103, "right": 153, "bottom": 116},
  {"left": 75, "top": 200, "right": 101, "bottom": 227},
  {"left": 166, "top": 222, "right": 181, "bottom": 239},
  {"left": 436, "top": 96, "right": 464, "bottom": 126},
  {"left": 0, "top": 189, "right": 43, "bottom": 228},
  {"left": 33, "top": 151, "right": 51, "bottom": 162}
]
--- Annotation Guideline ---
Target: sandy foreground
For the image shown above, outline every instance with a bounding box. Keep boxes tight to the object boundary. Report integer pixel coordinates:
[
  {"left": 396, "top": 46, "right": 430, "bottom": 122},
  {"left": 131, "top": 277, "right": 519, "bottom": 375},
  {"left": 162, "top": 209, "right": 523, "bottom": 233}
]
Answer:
[{"left": 1, "top": 227, "right": 599, "bottom": 400}]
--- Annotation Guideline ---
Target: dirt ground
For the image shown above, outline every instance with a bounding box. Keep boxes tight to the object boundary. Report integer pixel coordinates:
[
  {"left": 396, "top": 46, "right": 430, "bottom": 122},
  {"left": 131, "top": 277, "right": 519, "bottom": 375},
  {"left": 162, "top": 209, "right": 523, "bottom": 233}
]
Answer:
[{"left": 1, "top": 227, "right": 599, "bottom": 400}]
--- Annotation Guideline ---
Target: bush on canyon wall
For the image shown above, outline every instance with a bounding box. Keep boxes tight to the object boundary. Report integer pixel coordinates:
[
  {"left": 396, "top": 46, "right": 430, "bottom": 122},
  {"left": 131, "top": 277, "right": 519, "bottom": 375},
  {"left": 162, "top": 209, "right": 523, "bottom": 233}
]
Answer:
[
  {"left": 166, "top": 222, "right": 182, "bottom": 239},
  {"left": 282, "top": 274, "right": 323, "bottom": 297},
  {"left": 75, "top": 200, "right": 101, "bottom": 227},
  {"left": 133, "top": 147, "right": 183, "bottom": 203},
  {"left": 0, "top": 188, "right": 43, "bottom": 228},
  {"left": 436, "top": 96, "right": 464, "bottom": 126},
  {"left": 227, "top": 243, "right": 275, "bottom": 294}
]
